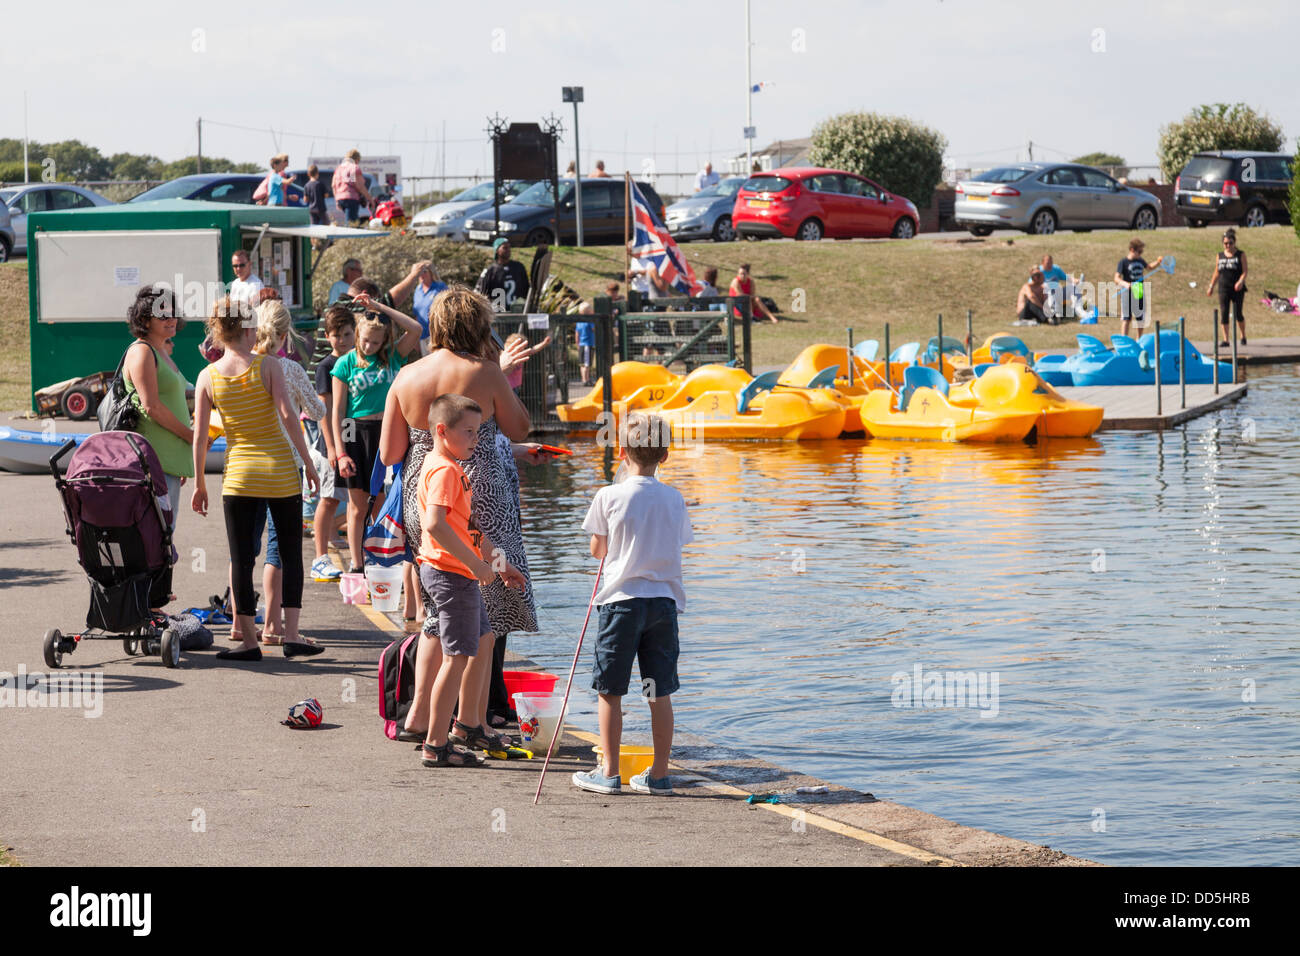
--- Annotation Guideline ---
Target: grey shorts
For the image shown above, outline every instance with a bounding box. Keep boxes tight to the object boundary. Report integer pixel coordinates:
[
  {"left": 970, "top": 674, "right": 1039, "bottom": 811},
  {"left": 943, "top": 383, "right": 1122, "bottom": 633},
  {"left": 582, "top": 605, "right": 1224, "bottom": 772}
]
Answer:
[{"left": 419, "top": 564, "right": 490, "bottom": 657}]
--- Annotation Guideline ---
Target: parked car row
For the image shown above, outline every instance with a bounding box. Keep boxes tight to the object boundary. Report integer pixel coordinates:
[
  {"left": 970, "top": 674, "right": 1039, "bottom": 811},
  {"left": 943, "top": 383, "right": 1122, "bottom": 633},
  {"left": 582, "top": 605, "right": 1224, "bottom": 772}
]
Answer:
[
  {"left": 953, "top": 151, "right": 1293, "bottom": 236},
  {"left": 3, "top": 149, "right": 1291, "bottom": 260}
]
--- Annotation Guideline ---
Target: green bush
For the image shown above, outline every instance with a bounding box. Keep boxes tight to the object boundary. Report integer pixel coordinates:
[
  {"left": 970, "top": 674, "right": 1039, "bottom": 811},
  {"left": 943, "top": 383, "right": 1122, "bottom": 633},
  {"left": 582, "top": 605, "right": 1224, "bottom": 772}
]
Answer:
[
  {"left": 1157, "top": 103, "right": 1283, "bottom": 182},
  {"left": 0, "top": 162, "right": 42, "bottom": 184},
  {"left": 808, "top": 111, "right": 947, "bottom": 207},
  {"left": 312, "top": 235, "right": 493, "bottom": 312}
]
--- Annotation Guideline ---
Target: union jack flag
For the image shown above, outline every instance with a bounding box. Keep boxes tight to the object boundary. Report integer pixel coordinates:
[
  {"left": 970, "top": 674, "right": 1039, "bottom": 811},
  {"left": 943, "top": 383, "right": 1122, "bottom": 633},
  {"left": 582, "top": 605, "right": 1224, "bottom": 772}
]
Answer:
[{"left": 628, "top": 179, "right": 702, "bottom": 296}]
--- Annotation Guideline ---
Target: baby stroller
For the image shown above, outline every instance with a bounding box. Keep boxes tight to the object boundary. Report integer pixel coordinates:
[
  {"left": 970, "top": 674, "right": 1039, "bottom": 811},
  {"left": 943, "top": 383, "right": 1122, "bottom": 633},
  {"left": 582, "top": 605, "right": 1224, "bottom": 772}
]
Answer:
[{"left": 45, "top": 431, "right": 182, "bottom": 668}]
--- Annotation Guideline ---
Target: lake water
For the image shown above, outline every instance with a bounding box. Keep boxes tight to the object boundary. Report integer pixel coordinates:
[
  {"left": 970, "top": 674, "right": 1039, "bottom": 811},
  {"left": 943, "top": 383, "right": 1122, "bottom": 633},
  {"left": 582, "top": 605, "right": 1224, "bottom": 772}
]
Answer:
[{"left": 514, "top": 365, "right": 1300, "bottom": 866}]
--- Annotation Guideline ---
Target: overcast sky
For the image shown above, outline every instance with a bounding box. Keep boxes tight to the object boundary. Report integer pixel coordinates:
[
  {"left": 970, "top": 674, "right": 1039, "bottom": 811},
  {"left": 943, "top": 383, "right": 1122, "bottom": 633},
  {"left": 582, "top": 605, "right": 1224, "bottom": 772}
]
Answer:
[{"left": 6, "top": 0, "right": 1298, "bottom": 188}]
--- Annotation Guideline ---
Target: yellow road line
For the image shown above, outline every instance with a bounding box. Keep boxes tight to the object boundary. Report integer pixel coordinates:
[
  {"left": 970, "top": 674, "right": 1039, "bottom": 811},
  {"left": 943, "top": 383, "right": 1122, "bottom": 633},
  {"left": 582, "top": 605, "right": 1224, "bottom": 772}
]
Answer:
[
  {"left": 355, "top": 601, "right": 403, "bottom": 635},
  {"left": 563, "top": 727, "right": 956, "bottom": 866}
]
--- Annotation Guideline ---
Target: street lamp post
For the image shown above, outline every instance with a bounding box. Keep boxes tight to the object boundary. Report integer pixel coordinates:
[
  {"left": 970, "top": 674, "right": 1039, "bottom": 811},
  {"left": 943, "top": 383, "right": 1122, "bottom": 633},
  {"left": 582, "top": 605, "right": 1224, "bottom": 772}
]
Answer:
[{"left": 562, "top": 86, "right": 584, "bottom": 247}]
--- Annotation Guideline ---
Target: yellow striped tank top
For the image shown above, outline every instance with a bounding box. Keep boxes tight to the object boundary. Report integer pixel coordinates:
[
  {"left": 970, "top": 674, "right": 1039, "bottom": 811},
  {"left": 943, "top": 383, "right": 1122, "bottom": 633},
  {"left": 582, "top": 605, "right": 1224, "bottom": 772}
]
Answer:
[{"left": 210, "top": 354, "right": 301, "bottom": 498}]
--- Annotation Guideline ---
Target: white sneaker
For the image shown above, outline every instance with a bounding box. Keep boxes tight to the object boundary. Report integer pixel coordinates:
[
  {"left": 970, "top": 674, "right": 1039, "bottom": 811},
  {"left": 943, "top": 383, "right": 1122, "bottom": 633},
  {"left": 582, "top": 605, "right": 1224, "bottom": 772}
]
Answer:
[{"left": 311, "top": 556, "right": 341, "bottom": 582}]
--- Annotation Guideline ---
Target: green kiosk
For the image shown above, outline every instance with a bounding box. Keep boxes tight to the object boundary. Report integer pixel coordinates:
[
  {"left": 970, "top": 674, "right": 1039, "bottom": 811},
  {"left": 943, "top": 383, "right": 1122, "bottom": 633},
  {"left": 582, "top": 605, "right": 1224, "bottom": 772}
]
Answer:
[{"left": 25, "top": 199, "right": 351, "bottom": 408}]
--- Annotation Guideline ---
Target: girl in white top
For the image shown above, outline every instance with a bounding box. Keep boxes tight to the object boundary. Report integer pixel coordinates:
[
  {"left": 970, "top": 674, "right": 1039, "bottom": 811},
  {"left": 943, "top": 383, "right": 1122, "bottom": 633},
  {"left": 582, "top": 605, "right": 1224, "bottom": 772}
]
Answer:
[
  {"left": 255, "top": 300, "right": 326, "bottom": 462},
  {"left": 255, "top": 300, "right": 326, "bottom": 642}
]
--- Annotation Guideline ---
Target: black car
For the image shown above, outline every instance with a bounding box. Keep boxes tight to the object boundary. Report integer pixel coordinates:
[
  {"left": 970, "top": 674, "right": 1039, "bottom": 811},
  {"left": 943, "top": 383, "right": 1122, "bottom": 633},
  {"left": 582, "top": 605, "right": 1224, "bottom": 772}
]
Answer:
[
  {"left": 128, "top": 174, "right": 306, "bottom": 206},
  {"left": 462, "top": 178, "right": 667, "bottom": 246},
  {"left": 1175, "top": 151, "right": 1293, "bottom": 228}
]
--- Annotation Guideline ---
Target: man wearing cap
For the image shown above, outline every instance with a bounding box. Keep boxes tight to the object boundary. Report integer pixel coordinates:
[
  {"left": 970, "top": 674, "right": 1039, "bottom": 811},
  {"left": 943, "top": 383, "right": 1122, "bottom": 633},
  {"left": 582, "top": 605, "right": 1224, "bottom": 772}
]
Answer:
[{"left": 475, "top": 238, "right": 530, "bottom": 312}]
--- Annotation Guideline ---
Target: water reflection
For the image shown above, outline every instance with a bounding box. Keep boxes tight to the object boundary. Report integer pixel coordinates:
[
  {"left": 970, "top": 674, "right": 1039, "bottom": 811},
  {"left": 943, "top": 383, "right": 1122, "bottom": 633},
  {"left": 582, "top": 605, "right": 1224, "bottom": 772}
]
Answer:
[{"left": 516, "top": 370, "right": 1300, "bottom": 866}]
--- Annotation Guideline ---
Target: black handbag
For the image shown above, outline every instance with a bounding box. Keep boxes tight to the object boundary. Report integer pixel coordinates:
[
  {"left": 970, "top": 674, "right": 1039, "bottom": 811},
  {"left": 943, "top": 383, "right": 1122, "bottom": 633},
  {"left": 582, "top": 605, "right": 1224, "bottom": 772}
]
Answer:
[{"left": 96, "top": 344, "right": 155, "bottom": 432}]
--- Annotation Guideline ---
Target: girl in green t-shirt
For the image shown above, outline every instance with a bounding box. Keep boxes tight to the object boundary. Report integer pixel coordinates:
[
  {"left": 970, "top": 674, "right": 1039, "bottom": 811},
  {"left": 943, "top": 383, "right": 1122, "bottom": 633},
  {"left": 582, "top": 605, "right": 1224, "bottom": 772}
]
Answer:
[{"left": 331, "top": 292, "right": 421, "bottom": 572}]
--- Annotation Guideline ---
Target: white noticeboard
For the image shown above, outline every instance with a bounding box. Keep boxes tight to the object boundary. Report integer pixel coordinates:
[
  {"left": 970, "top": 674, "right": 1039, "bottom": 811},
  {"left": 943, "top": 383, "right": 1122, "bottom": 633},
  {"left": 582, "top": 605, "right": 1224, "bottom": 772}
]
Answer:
[{"left": 36, "top": 229, "right": 223, "bottom": 323}]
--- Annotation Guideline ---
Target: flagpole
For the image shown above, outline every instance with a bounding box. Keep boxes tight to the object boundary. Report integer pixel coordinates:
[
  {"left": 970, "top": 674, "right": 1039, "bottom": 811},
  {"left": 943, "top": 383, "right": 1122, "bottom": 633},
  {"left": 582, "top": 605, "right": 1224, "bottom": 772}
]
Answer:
[
  {"left": 624, "top": 170, "right": 631, "bottom": 298},
  {"left": 745, "top": 0, "right": 752, "bottom": 172}
]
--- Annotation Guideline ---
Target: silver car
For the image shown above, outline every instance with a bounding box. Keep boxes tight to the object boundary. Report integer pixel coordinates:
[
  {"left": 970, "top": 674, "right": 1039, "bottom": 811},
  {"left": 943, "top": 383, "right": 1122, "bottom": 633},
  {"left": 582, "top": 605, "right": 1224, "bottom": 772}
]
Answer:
[
  {"left": 954, "top": 163, "right": 1160, "bottom": 236},
  {"left": 0, "top": 183, "right": 115, "bottom": 256},
  {"left": 0, "top": 204, "right": 12, "bottom": 262},
  {"left": 410, "top": 180, "right": 532, "bottom": 238},
  {"left": 665, "top": 176, "right": 746, "bottom": 241}
]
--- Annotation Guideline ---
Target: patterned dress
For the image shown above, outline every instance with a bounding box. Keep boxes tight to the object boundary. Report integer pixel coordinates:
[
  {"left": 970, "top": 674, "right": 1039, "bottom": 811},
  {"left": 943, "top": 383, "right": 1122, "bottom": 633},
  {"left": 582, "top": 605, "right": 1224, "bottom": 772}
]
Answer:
[{"left": 404, "top": 417, "right": 538, "bottom": 638}]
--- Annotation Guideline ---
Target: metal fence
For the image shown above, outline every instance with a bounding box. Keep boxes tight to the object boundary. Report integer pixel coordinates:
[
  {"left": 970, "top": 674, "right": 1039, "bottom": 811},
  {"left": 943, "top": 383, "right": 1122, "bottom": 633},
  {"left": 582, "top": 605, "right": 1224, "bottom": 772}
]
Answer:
[{"left": 489, "top": 295, "right": 753, "bottom": 432}]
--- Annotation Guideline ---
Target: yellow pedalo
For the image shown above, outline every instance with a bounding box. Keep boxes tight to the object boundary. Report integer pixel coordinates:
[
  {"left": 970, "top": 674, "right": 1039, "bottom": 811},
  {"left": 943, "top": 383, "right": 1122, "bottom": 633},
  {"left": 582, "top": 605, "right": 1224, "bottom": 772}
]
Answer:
[
  {"left": 628, "top": 364, "right": 845, "bottom": 440},
  {"left": 555, "top": 361, "right": 682, "bottom": 423},
  {"left": 947, "top": 363, "right": 1104, "bottom": 438},
  {"left": 859, "top": 366, "right": 1038, "bottom": 442}
]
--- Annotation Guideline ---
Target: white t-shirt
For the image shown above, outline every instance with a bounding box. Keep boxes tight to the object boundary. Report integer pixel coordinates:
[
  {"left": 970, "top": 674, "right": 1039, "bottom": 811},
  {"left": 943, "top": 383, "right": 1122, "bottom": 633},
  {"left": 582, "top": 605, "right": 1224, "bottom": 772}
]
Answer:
[
  {"left": 582, "top": 475, "right": 693, "bottom": 611},
  {"left": 230, "top": 274, "right": 264, "bottom": 307}
]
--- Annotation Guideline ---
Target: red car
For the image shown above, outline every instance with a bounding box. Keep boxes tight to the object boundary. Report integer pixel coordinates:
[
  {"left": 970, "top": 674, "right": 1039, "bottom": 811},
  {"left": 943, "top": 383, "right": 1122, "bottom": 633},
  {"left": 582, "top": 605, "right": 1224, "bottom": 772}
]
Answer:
[{"left": 732, "top": 167, "right": 919, "bottom": 240}]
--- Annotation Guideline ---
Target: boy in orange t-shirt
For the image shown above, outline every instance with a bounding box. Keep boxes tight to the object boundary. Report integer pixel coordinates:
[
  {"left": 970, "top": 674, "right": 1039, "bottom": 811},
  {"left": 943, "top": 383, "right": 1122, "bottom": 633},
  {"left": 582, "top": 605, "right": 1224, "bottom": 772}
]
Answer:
[{"left": 417, "top": 393, "right": 525, "bottom": 767}]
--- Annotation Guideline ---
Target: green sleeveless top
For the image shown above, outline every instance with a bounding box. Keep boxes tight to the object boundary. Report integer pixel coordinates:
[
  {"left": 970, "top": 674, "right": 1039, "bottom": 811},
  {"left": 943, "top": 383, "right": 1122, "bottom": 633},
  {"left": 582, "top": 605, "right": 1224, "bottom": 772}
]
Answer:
[{"left": 126, "top": 343, "right": 194, "bottom": 478}]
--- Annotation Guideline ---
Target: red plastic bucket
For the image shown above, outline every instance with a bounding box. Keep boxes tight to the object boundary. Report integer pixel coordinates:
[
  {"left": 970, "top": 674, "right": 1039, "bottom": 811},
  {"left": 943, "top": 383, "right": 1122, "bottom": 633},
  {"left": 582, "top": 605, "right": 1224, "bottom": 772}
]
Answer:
[{"left": 502, "top": 670, "right": 559, "bottom": 699}]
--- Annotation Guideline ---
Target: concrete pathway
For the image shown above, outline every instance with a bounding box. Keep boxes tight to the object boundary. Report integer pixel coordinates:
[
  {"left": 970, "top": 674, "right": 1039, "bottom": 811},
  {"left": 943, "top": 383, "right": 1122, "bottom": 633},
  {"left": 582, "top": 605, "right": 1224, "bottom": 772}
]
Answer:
[{"left": 0, "top": 438, "right": 1091, "bottom": 867}]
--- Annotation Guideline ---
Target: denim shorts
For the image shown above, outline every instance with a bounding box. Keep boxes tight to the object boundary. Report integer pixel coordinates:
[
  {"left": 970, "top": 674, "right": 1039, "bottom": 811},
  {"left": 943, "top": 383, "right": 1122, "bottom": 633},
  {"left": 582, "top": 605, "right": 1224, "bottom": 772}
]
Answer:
[{"left": 591, "top": 597, "right": 680, "bottom": 698}]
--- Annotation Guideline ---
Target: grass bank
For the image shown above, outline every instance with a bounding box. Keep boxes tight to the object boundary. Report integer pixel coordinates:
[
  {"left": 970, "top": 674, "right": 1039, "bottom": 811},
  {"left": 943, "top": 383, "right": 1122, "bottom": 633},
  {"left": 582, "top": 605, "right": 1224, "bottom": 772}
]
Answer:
[
  {"left": 0, "top": 262, "right": 30, "bottom": 410},
  {"left": 2, "top": 227, "right": 1297, "bottom": 406},
  {"left": 543, "top": 226, "right": 1300, "bottom": 367}
]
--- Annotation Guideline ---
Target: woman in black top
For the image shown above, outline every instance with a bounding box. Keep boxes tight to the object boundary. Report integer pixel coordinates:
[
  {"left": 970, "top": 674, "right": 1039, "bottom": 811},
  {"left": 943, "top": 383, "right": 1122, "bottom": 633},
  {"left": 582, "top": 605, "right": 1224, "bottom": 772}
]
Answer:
[{"left": 1206, "top": 228, "right": 1248, "bottom": 347}]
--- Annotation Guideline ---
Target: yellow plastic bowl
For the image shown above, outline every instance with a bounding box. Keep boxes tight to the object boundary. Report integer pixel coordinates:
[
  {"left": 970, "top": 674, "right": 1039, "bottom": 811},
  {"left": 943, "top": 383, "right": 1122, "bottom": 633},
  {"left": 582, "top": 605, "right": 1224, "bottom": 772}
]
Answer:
[{"left": 592, "top": 745, "right": 655, "bottom": 784}]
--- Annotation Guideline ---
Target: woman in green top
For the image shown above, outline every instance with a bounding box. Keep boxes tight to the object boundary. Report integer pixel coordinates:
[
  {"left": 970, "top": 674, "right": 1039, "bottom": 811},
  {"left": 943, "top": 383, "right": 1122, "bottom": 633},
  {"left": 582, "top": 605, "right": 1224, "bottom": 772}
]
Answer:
[{"left": 123, "top": 284, "right": 195, "bottom": 531}]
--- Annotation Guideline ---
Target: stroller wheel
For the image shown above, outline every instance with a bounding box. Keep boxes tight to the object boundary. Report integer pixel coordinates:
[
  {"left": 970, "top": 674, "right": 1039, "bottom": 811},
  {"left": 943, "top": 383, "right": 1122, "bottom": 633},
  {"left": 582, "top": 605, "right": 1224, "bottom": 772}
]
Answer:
[
  {"left": 123, "top": 638, "right": 141, "bottom": 656},
  {"left": 160, "top": 628, "right": 181, "bottom": 669},
  {"left": 43, "top": 628, "right": 64, "bottom": 669}
]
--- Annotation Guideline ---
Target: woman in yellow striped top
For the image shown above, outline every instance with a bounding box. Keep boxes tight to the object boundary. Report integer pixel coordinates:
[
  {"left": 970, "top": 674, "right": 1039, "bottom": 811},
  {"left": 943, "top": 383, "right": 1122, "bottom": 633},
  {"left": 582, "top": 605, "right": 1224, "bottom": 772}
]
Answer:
[{"left": 191, "top": 296, "right": 322, "bottom": 661}]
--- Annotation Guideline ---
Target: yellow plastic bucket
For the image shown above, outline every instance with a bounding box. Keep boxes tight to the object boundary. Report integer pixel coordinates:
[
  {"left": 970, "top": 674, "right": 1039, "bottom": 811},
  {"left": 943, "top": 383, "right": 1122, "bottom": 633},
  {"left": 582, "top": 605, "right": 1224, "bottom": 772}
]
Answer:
[{"left": 592, "top": 745, "right": 656, "bottom": 784}]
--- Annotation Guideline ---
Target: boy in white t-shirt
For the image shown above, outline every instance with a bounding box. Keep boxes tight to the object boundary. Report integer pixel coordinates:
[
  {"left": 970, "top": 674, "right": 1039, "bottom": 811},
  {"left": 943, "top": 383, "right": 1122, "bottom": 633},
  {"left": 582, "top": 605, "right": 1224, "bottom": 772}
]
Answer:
[{"left": 573, "top": 413, "right": 693, "bottom": 796}]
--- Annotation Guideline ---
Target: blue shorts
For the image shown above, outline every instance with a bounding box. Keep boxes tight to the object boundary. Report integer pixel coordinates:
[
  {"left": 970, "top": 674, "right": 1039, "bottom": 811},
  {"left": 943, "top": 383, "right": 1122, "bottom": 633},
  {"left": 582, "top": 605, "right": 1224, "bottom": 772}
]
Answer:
[{"left": 591, "top": 597, "right": 679, "bottom": 699}]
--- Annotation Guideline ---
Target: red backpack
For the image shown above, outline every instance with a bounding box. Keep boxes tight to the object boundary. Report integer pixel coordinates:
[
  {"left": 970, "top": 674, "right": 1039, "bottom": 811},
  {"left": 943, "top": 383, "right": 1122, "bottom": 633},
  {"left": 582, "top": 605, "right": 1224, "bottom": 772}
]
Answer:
[{"left": 378, "top": 632, "right": 420, "bottom": 740}]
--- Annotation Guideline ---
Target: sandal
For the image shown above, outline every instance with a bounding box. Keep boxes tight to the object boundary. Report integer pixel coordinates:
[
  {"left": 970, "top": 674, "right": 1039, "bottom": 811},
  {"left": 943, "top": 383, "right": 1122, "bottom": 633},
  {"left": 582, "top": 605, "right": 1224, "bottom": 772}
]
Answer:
[
  {"left": 449, "top": 719, "right": 513, "bottom": 752},
  {"left": 421, "top": 741, "right": 481, "bottom": 768}
]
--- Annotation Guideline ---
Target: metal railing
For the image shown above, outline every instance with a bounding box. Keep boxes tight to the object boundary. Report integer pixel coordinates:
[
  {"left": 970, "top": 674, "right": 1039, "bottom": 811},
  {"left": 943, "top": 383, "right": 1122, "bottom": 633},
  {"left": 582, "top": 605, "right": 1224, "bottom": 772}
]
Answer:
[{"left": 488, "top": 295, "right": 753, "bottom": 432}]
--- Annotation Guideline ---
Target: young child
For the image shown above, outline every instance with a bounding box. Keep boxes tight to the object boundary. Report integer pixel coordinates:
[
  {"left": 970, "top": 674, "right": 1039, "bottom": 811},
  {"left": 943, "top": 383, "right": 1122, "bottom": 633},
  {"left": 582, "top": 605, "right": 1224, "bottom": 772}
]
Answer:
[
  {"left": 574, "top": 308, "right": 596, "bottom": 386},
  {"left": 308, "top": 306, "right": 354, "bottom": 581},
  {"left": 417, "top": 394, "right": 526, "bottom": 768},
  {"left": 331, "top": 293, "right": 422, "bottom": 573},
  {"left": 573, "top": 413, "right": 693, "bottom": 795},
  {"left": 1115, "top": 237, "right": 1165, "bottom": 339}
]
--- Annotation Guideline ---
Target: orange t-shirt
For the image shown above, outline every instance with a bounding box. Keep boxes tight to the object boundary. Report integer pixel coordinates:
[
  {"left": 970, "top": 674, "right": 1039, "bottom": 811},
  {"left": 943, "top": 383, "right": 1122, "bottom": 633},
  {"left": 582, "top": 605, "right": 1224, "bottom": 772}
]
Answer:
[{"left": 417, "top": 453, "right": 482, "bottom": 579}]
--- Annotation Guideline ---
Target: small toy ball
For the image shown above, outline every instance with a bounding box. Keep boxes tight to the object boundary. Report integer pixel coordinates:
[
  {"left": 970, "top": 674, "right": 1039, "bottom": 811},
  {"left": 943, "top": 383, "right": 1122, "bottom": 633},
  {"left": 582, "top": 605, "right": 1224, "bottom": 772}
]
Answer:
[{"left": 282, "top": 698, "right": 323, "bottom": 729}]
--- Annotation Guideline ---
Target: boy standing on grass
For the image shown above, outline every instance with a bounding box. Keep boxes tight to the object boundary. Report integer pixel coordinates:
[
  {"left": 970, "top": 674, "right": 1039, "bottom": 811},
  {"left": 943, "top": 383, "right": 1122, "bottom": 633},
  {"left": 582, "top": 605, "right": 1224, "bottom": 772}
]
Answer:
[
  {"left": 418, "top": 394, "right": 526, "bottom": 768},
  {"left": 573, "top": 413, "right": 693, "bottom": 796},
  {"left": 1115, "top": 237, "right": 1165, "bottom": 339},
  {"left": 308, "top": 306, "right": 354, "bottom": 582}
]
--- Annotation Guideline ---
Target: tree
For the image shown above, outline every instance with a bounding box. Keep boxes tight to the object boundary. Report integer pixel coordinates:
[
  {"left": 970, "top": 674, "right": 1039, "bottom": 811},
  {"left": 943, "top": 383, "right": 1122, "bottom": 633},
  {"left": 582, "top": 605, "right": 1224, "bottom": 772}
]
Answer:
[
  {"left": 42, "top": 140, "right": 113, "bottom": 181},
  {"left": 808, "top": 111, "right": 947, "bottom": 207},
  {"left": 1072, "top": 152, "right": 1125, "bottom": 167},
  {"left": 109, "top": 152, "right": 164, "bottom": 181},
  {"left": 160, "top": 155, "right": 262, "bottom": 178},
  {"left": 0, "top": 138, "right": 44, "bottom": 165},
  {"left": 1157, "top": 103, "right": 1283, "bottom": 182}
]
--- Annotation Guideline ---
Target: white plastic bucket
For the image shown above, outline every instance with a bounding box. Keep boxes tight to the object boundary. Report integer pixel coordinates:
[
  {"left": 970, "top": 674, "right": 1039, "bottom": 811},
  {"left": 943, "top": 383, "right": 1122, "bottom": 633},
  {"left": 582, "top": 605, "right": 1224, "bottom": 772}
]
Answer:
[
  {"left": 513, "top": 692, "right": 567, "bottom": 753},
  {"left": 365, "top": 565, "right": 403, "bottom": 612}
]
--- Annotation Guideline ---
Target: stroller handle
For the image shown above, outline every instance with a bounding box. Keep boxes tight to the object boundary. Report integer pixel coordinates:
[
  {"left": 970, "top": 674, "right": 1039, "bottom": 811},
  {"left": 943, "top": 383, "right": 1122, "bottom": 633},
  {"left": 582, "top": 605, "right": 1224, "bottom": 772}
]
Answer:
[{"left": 49, "top": 438, "right": 78, "bottom": 479}]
